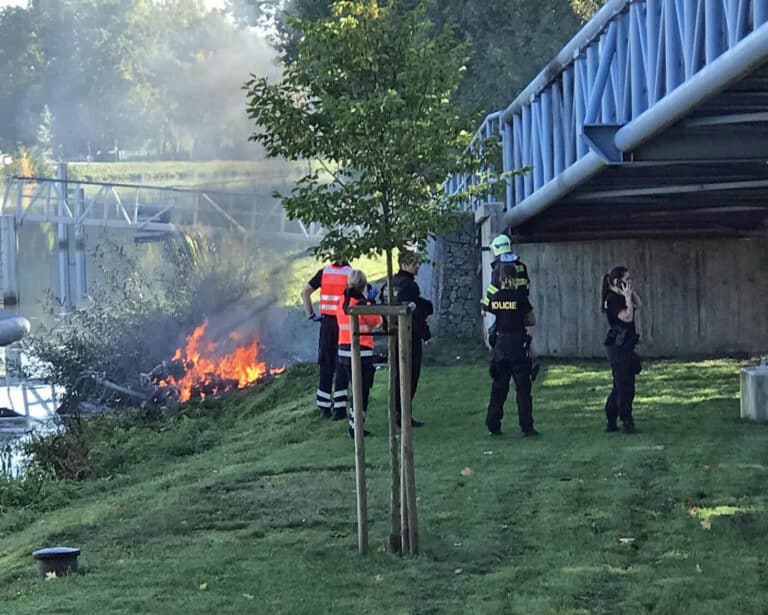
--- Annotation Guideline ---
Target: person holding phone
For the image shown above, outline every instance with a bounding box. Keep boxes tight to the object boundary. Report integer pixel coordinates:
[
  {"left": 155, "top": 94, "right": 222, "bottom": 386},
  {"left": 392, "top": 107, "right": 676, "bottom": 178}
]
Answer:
[{"left": 601, "top": 266, "right": 642, "bottom": 434}]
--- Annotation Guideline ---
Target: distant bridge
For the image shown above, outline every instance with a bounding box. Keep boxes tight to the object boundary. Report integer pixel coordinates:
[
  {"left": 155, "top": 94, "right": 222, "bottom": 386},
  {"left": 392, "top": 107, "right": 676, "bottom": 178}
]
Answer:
[
  {"left": 1, "top": 173, "right": 322, "bottom": 239},
  {"left": 450, "top": 0, "right": 768, "bottom": 240},
  {"left": 0, "top": 167, "right": 322, "bottom": 306}
]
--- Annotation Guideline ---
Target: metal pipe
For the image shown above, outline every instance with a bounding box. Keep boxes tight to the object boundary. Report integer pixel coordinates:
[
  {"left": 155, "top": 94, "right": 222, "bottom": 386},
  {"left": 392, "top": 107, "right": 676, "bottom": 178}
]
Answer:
[
  {"left": 586, "top": 22, "right": 618, "bottom": 124},
  {"left": 503, "top": 152, "right": 605, "bottom": 227},
  {"left": 501, "top": 0, "right": 632, "bottom": 124}
]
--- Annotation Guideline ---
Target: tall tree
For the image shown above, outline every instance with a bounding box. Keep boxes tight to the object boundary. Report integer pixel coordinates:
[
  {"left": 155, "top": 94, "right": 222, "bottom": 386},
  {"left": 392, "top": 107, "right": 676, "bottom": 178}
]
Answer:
[
  {"left": 245, "top": 0, "right": 495, "bottom": 265},
  {"left": 256, "top": 0, "right": 583, "bottom": 113}
]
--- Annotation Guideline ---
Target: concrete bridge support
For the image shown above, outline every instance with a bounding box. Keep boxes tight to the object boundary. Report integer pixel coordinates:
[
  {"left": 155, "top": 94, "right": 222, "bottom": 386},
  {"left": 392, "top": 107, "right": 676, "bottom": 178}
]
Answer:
[{"left": 512, "top": 237, "right": 768, "bottom": 358}]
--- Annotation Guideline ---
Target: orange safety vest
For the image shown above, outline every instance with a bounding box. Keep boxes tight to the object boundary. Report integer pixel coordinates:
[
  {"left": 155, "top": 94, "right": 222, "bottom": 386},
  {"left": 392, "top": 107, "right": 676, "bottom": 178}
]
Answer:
[
  {"left": 337, "top": 294, "right": 382, "bottom": 356},
  {"left": 319, "top": 264, "right": 352, "bottom": 316}
]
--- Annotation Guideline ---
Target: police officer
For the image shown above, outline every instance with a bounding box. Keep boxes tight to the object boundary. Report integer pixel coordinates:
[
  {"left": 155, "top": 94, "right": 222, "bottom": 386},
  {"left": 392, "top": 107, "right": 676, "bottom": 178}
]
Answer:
[
  {"left": 390, "top": 250, "right": 433, "bottom": 428},
  {"left": 336, "top": 270, "right": 382, "bottom": 438},
  {"left": 483, "top": 263, "right": 537, "bottom": 436},
  {"left": 301, "top": 260, "right": 352, "bottom": 419},
  {"left": 601, "top": 266, "right": 642, "bottom": 434}
]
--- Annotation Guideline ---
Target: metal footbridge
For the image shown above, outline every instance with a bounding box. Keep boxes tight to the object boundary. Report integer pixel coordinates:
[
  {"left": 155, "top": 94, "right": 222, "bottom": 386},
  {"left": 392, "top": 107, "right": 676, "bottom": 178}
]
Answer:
[{"left": 451, "top": 0, "right": 768, "bottom": 240}]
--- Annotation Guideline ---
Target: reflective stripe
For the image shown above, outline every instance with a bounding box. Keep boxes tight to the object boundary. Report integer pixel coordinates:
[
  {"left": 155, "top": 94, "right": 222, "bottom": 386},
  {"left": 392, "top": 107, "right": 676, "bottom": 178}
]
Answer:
[
  {"left": 333, "top": 390, "right": 348, "bottom": 398},
  {"left": 323, "top": 266, "right": 351, "bottom": 276},
  {"left": 334, "top": 401, "right": 347, "bottom": 408},
  {"left": 321, "top": 294, "right": 340, "bottom": 301},
  {"left": 316, "top": 389, "right": 331, "bottom": 399},
  {"left": 320, "top": 303, "right": 337, "bottom": 312},
  {"left": 317, "top": 400, "right": 332, "bottom": 408},
  {"left": 338, "top": 349, "right": 374, "bottom": 358},
  {"left": 487, "top": 284, "right": 499, "bottom": 294}
]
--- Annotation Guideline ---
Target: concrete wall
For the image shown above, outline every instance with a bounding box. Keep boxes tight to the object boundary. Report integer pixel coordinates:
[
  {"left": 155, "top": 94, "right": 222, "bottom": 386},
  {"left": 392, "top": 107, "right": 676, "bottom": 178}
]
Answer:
[
  {"left": 416, "top": 216, "right": 480, "bottom": 339},
  {"left": 514, "top": 238, "right": 768, "bottom": 358}
]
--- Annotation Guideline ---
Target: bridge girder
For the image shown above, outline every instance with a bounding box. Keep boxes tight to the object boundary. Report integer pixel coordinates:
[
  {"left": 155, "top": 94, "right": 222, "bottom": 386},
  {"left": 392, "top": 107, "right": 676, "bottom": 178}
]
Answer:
[{"left": 450, "top": 0, "right": 768, "bottom": 240}]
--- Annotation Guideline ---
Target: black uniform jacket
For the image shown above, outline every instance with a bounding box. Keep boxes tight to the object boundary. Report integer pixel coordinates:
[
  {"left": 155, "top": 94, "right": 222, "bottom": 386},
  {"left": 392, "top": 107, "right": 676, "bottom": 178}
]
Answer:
[
  {"left": 391, "top": 270, "right": 433, "bottom": 342},
  {"left": 604, "top": 293, "right": 638, "bottom": 348},
  {"left": 486, "top": 287, "right": 533, "bottom": 362}
]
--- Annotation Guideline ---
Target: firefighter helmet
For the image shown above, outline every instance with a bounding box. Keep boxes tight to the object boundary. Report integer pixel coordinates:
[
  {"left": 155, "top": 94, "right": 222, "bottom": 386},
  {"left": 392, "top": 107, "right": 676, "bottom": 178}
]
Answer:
[{"left": 490, "top": 234, "right": 512, "bottom": 257}]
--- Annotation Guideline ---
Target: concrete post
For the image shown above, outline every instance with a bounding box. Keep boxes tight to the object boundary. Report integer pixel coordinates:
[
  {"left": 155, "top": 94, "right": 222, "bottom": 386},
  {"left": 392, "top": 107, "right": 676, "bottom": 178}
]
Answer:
[
  {"left": 0, "top": 214, "right": 19, "bottom": 305},
  {"left": 740, "top": 366, "right": 768, "bottom": 422},
  {"left": 56, "top": 163, "right": 70, "bottom": 310}
]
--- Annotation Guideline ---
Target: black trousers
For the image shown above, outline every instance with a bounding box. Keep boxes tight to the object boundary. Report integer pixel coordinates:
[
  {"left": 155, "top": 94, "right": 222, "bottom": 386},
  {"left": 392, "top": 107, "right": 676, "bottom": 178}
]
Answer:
[
  {"left": 487, "top": 358, "right": 533, "bottom": 433},
  {"left": 605, "top": 345, "right": 636, "bottom": 427},
  {"left": 340, "top": 355, "right": 376, "bottom": 431},
  {"left": 316, "top": 317, "right": 349, "bottom": 417},
  {"left": 395, "top": 338, "right": 423, "bottom": 422}
]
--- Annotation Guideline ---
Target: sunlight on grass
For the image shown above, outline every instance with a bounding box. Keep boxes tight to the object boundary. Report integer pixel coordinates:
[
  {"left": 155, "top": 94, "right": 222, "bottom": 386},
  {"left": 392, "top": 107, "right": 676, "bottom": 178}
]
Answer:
[{"left": 2, "top": 358, "right": 768, "bottom": 613}]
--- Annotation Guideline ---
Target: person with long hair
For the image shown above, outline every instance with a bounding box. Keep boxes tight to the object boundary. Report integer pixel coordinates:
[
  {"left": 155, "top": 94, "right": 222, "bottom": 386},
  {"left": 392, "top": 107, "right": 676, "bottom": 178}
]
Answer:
[
  {"left": 601, "top": 266, "right": 643, "bottom": 433},
  {"left": 336, "top": 269, "right": 382, "bottom": 439}
]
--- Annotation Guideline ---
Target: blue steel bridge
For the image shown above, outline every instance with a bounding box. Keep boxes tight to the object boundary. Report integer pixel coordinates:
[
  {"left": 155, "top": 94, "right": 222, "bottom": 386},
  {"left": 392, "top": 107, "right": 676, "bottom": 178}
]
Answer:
[{"left": 450, "top": 0, "right": 768, "bottom": 240}]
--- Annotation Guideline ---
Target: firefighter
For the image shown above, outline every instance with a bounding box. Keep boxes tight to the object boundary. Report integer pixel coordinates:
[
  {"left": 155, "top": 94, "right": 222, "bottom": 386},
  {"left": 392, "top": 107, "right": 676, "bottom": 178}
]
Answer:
[
  {"left": 601, "top": 266, "right": 642, "bottom": 434},
  {"left": 483, "top": 234, "right": 530, "bottom": 302},
  {"left": 336, "top": 269, "right": 382, "bottom": 438},
  {"left": 301, "top": 260, "right": 352, "bottom": 419},
  {"left": 483, "top": 263, "right": 537, "bottom": 436},
  {"left": 390, "top": 250, "right": 432, "bottom": 428}
]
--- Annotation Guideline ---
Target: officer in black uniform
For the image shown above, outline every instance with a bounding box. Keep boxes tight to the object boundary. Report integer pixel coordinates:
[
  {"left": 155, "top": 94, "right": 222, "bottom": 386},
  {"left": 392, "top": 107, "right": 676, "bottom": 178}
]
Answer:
[
  {"left": 391, "top": 250, "right": 433, "bottom": 428},
  {"left": 483, "top": 263, "right": 538, "bottom": 436},
  {"left": 601, "top": 265, "right": 642, "bottom": 433}
]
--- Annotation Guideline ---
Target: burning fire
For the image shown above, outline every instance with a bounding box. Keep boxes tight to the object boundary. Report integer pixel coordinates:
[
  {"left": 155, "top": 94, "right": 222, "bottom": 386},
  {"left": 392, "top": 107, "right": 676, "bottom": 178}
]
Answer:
[{"left": 164, "top": 320, "right": 284, "bottom": 402}]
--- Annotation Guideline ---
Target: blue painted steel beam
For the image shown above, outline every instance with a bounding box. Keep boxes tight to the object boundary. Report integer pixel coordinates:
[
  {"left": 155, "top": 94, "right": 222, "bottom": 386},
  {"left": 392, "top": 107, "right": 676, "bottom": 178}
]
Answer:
[{"left": 504, "top": 17, "right": 768, "bottom": 228}]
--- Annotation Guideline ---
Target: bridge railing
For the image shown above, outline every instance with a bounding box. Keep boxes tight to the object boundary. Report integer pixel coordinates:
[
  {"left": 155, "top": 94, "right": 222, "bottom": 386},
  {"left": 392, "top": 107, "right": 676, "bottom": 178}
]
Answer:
[
  {"left": 444, "top": 110, "right": 505, "bottom": 213},
  {"left": 0, "top": 176, "right": 323, "bottom": 240},
  {"left": 447, "top": 0, "right": 768, "bottom": 221}
]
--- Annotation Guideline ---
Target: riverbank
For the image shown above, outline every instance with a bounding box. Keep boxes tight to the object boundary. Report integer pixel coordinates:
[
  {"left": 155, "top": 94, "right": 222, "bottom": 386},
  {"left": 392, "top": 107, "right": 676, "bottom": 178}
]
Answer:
[{"left": 0, "top": 358, "right": 766, "bottom": 613}]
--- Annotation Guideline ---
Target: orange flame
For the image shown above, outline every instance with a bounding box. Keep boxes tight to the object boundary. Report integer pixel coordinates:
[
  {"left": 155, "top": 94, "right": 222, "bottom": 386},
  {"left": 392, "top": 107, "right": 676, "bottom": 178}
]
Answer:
[{"left": 166, "top": 320, "right": 283, "bottom": 402}]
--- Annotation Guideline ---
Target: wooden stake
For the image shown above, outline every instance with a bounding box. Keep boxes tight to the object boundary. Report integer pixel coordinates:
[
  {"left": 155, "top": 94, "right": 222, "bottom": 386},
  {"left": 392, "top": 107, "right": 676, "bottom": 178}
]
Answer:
[
  {"left": 350, "top": 313, "right": 368, "bottom": 555},
  {"left": 398, "top": 312, "right": 419, "bottom": 555},
  {"left": 388, "top": 329, "right": 402, "bottom": 554}
]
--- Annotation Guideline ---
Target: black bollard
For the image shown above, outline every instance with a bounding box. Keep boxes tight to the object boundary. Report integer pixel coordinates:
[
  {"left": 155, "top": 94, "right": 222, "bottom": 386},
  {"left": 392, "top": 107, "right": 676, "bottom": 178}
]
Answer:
[{"left": 32, "top": 547, "right": 81, "bottom": 578}]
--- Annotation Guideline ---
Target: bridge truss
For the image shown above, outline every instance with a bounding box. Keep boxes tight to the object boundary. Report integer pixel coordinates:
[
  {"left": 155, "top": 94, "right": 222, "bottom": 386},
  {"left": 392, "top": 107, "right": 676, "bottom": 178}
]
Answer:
[{"left": 450, "top": 0, "right": 768, "bottom": 240}]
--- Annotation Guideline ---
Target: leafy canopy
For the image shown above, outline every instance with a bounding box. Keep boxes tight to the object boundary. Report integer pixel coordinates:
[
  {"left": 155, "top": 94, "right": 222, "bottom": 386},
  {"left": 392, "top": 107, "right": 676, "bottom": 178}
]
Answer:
[{"left": 245, "top": 0, "right": 496, "bottom": 263}]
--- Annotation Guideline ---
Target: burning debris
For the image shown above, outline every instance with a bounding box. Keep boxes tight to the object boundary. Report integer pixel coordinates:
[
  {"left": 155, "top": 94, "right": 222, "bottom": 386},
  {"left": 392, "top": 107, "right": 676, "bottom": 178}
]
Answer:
[
  {"left": 141, "top": 319, "right": 285, "bottom": 404},
  {"left": 62, "top": 299, "right": 292, "bottom": 415}
]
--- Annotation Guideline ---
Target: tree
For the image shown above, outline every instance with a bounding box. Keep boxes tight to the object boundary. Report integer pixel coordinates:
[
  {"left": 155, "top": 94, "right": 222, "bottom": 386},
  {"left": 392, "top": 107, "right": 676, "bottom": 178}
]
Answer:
[
  {"left": 244, "top": 0, "right": 497, "bottom": 553},
  {"left": 245, "top": 0, "right": 493, "bottom": 268},
  {"left": 260, "top": 0, "right": 583, "bottom": 114}
]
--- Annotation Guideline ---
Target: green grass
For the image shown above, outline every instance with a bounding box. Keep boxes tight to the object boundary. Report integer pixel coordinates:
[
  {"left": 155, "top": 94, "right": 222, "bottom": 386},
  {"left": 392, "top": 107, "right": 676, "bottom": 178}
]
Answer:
[
  {"left": 66, "top": 160, "right": 310, "bottom": 187},
  {"left": 1, "top": 357, "right": 767, "bottom": 614}
]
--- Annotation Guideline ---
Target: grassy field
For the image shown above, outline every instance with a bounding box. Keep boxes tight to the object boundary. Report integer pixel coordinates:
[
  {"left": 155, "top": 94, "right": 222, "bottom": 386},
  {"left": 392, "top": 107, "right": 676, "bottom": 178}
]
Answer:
[
  {"left": 0, "top": 355, "right": 766, "bottom": 614},
  {"left": 66, "top": 160, "right": 311, "bottom": 188}
]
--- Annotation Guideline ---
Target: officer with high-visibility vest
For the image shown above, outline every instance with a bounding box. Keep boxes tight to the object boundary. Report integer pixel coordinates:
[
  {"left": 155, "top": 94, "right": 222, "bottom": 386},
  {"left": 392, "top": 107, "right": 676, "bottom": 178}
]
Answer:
[
  {"left": 301, "top": 261, "right": 352, "bottom": 419},
  {"left": 336, "top": 269, "right": 382, "bottom": 438}
]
